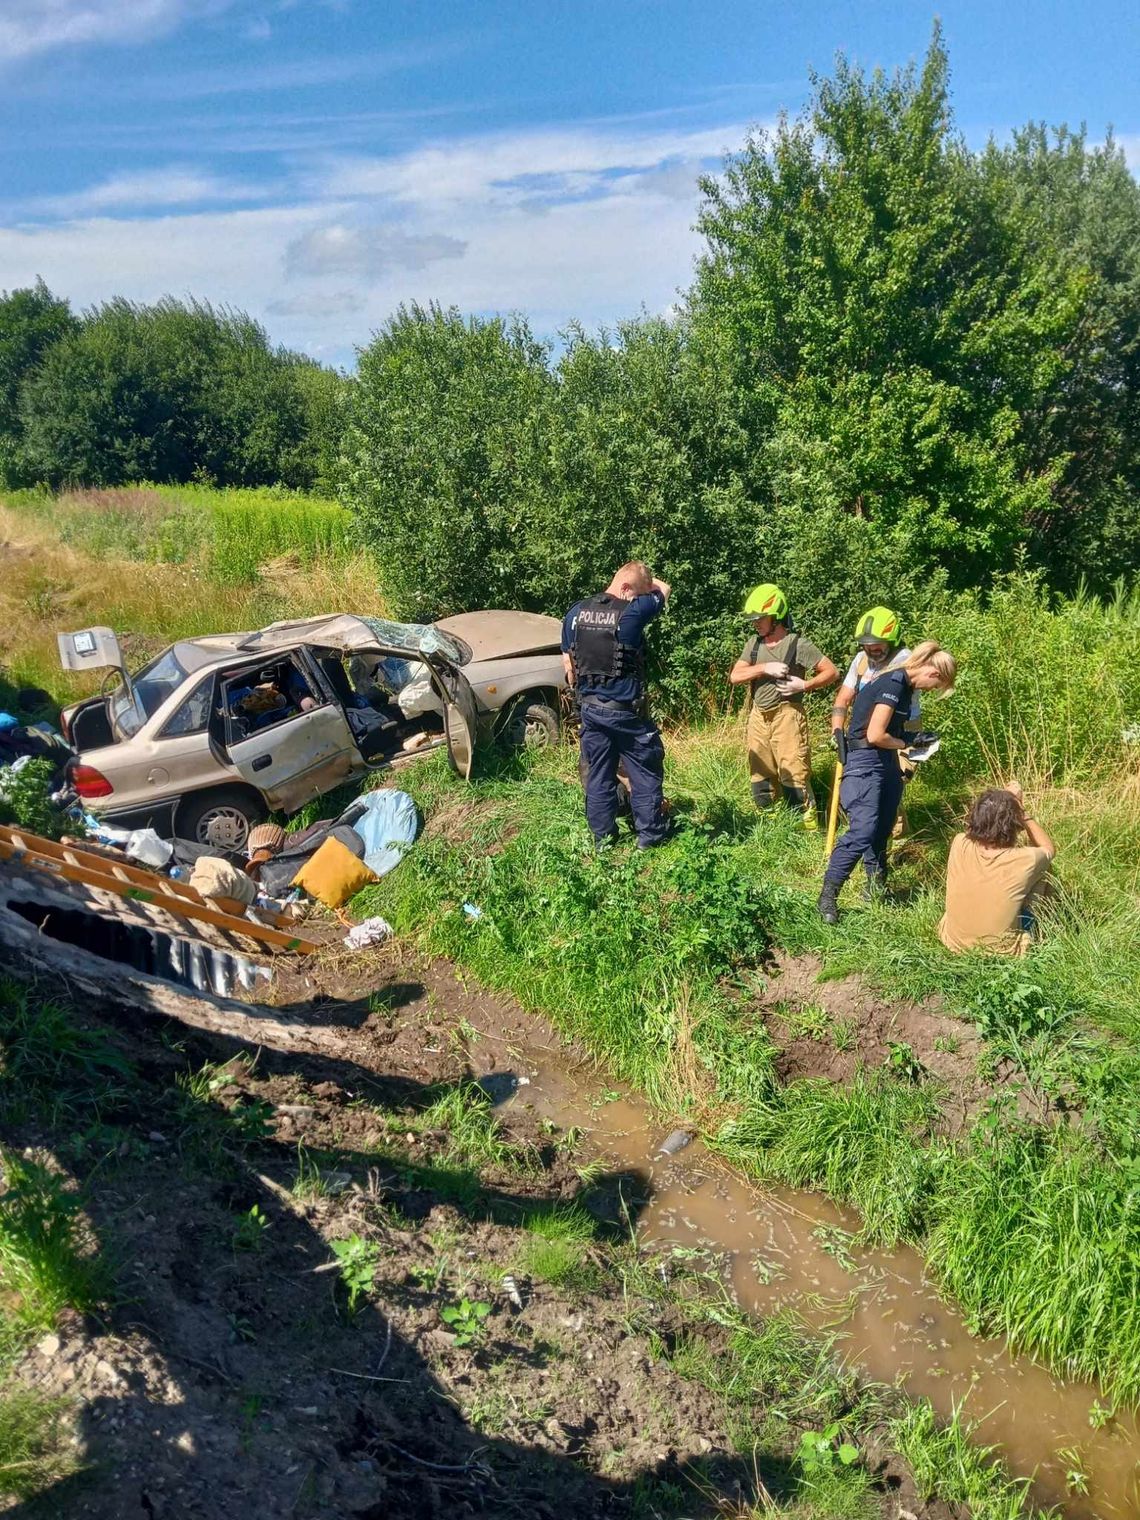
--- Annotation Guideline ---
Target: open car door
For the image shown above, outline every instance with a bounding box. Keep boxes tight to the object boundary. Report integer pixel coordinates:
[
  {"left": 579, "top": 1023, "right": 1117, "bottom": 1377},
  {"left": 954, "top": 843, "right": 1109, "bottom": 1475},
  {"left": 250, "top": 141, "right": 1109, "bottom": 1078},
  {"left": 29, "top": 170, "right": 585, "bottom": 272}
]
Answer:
[
  {"left": 221, "top": 662, "right": 359, "bottom": 811},
  {"left": 430, "top": 661, "right": 478, "bottom": 780}
]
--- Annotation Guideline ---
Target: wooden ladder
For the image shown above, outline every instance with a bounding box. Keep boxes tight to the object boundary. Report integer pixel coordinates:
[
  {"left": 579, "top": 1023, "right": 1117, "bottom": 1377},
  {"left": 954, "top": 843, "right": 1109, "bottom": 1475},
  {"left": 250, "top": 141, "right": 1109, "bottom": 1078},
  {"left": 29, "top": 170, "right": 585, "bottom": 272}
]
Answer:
[{"left": 0, "top": 826, "right": 321, "bottom": 956}]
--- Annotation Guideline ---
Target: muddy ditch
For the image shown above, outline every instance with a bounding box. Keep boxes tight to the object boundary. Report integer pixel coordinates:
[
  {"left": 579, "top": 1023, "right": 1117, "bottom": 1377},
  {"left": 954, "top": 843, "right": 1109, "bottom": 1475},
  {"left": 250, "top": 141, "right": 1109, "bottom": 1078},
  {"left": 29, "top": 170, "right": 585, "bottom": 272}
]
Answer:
[
  {"left": 2, "top": 947, "right": 948, "bottom": 1520},
  {"left": 4, "top": 943, "right": 1139, "bottom": 1516}
]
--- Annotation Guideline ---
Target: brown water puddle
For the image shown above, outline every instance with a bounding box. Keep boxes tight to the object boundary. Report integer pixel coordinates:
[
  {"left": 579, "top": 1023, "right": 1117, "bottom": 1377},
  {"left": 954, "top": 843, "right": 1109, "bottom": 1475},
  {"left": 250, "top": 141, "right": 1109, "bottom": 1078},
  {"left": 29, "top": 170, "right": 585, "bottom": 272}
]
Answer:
[{"left": 471, "top": 1032, "right": 1140, "bottom": 1517}]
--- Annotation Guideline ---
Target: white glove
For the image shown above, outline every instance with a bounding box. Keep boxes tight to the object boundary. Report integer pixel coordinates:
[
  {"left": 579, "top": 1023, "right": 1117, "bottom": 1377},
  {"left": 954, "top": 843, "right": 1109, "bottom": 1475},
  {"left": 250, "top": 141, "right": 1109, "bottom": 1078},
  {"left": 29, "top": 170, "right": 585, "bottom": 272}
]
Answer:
[
  {"left": 763, "top": 660, "right": 789, "bottom": 679},
  {"left": 777, "top": 675, "right": 806, "bottom": 696}
]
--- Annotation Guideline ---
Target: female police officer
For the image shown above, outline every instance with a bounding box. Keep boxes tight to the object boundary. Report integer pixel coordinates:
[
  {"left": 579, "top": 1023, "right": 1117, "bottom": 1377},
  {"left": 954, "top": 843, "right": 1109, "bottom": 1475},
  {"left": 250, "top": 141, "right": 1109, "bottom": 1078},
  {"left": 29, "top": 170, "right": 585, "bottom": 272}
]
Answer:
[{"left": 818, "top": 641, "right": 956, "bottom": 923}]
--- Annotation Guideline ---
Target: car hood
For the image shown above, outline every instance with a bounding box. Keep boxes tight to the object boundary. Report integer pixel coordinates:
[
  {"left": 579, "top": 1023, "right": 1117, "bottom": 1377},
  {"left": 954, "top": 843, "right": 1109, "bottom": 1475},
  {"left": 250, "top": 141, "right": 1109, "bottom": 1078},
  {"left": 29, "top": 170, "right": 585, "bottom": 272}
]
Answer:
[
  {"left": 434, "top": 610, "right": 561, "bottom": 661},
  {"left": 235, "top": 614, "right": 471, "bottom": 666}
]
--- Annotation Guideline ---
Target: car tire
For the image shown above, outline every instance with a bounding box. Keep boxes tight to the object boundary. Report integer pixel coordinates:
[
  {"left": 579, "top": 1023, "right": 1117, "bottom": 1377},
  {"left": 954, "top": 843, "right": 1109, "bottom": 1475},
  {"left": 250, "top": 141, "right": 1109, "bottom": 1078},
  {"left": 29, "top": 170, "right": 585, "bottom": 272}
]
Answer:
[
  {"left": 507, "top": 698, "right": 561, "bottom": 750},
  {"left": 176, "top": 787, "right": 267, "bottom": 853}
]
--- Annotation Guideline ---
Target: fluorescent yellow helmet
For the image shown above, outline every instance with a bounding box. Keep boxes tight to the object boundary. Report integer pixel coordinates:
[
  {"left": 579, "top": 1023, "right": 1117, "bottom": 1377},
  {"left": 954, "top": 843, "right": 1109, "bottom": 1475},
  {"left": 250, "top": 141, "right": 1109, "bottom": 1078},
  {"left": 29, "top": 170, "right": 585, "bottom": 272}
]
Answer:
[
  {"left": 853, "top": 606, "right": 901, "bottom": 646},
  {"left": 743, "top": 583, "right": 788, "bottom": 622}
]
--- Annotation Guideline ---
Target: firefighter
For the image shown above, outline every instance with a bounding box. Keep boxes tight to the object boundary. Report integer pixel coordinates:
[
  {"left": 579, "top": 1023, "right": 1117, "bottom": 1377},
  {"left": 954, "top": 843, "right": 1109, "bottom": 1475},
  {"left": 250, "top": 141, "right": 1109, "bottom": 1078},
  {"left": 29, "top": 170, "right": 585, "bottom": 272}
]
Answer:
[
  {"left": 563, "top": 561, "right": 673, "bottom": 849},
  {"left": 729, "top": 584, "right": 839, "bottom": 828}
]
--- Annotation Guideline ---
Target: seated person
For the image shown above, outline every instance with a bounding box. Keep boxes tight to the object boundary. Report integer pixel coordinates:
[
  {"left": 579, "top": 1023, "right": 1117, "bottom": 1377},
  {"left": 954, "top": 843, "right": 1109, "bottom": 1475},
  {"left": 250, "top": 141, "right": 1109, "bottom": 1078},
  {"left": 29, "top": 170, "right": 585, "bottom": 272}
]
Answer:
[{"left": 938, "top": 782, "right": 1055, "bottom": 956}]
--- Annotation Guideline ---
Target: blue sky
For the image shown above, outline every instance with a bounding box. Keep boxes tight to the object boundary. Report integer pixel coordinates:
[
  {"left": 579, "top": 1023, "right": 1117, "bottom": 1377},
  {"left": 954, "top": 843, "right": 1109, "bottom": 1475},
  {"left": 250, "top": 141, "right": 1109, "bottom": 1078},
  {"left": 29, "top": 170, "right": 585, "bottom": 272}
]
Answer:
[{"left": 1, "top": 1, "right": 1137, "bottom": 368}]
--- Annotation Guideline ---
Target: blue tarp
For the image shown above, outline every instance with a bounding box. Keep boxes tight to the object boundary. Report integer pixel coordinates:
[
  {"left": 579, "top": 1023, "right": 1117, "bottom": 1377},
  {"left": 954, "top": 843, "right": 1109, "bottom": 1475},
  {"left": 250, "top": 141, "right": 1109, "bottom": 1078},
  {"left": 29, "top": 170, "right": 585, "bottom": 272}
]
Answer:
[{"left": 341, "top": 789, "right": 419, "bottom": 878}]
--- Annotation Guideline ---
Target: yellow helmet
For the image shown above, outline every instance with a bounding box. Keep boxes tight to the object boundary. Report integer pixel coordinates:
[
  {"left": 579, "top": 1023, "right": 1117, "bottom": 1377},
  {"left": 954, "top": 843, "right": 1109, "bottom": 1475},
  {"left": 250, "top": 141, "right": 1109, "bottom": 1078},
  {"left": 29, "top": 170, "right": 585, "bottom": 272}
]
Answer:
[
  {"left": 853, "top": 606, "right": 901, "bottom": 646},
  {"left": 743, "top": 583, "right": 788, "bottom": 622}
]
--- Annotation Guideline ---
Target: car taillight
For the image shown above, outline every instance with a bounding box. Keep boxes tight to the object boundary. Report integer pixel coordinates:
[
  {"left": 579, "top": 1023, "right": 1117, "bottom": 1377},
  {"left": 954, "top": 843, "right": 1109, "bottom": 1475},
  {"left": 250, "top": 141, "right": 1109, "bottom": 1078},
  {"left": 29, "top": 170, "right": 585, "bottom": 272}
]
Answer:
[{"left": 70, "top": 764, "right": 113, "bottom": 799}]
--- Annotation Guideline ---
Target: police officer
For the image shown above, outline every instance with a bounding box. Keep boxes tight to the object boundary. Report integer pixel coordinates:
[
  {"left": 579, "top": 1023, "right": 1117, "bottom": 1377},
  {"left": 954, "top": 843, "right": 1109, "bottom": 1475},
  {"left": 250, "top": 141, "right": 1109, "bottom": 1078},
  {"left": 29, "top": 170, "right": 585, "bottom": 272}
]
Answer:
[
  {"left": 563, "top": 561, "right": 672, "bottom": 849},
  {"left": 819, "top": 641, "right": 956, "bottom": 923}
]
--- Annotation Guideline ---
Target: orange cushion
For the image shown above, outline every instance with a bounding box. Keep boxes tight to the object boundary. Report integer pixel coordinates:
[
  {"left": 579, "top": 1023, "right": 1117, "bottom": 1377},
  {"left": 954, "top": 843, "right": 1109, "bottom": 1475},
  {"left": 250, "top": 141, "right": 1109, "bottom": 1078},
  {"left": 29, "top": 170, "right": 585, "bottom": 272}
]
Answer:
[{"left": 291, "top": 835, "right": 378, "bottom": 909}]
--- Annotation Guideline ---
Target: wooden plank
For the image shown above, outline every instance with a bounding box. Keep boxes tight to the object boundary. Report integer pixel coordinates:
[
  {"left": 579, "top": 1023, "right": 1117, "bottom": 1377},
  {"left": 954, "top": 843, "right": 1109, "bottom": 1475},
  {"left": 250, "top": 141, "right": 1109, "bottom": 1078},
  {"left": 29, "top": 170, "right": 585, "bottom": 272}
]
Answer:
[
  {"left": 0, "top": 837, "right": 321, "bottom": 956},
  {"left": 0, "top": 825, "right": 293, "bottom": 929}
]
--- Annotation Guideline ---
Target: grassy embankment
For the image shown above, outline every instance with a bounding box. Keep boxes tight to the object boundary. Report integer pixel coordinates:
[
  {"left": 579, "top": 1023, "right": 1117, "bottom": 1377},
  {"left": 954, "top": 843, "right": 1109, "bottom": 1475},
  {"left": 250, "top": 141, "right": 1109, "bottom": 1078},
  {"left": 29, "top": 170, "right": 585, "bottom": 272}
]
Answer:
[
  {"left": 357, "top": 579, "right": 1140, "bottom": 1414},
  {"left": 0, "top": 485, "right": 382, "bottom": 710}
]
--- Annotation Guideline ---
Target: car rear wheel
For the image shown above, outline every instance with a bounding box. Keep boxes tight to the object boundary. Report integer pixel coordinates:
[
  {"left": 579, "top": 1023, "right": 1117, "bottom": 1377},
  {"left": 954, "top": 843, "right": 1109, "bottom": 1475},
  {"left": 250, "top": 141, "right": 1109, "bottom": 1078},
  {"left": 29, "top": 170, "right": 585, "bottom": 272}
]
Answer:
[
  {"left": 507, "top": 698, "right": 560, "bottom": 750},
  {"left": 176, "top": 787, "right": 266, "bottom": 853}
]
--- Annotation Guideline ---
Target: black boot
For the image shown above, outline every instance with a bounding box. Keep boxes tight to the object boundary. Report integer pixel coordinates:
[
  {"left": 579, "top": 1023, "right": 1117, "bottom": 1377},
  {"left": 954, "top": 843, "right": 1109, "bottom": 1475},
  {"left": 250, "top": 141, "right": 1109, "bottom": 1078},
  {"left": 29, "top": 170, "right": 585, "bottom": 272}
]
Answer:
[
  {"left": 751, "top": 781, "right": 775, "bottom": 810},
  {"left": 817, "top": 881, "right": 840, "bottom": 925}
]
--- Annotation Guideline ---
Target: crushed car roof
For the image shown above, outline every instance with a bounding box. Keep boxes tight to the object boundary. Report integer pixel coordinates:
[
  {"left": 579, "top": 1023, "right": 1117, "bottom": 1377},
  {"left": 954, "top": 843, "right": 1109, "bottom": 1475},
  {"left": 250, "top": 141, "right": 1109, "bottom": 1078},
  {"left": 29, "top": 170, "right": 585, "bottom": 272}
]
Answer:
[{"left": 197, "top": 615, "right": 470, "bottom": 666}]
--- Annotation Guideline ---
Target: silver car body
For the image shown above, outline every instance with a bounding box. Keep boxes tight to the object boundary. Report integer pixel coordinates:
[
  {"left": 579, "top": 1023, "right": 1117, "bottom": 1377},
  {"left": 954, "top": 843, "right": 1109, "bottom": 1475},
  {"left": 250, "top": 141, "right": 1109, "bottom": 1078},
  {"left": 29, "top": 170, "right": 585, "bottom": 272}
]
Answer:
[{"left": 59, "top": 609, "right": 565, "bottom": 847}]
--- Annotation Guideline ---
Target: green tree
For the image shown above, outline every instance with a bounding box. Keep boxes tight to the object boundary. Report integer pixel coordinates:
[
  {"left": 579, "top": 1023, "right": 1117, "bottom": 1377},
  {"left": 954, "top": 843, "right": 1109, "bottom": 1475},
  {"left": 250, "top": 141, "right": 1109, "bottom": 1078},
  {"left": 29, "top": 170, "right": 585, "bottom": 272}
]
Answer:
[
  {"left": 987, "top": 126, "right": 1140, "bottom": 588},
  {"left": 0, "top": 280, "right": 77, "bottom": 487},
  {"left": 18, "top": 296, "right": 332, "bottom": 489},
  {"left": 282, "top": 357, "right": 350, "bottom": 494},
  {"left": 689, "top": 27, "right": 1086, "bottom": 587},
  {"left": 342, "top": 303, "right": 554, "bottom": 618}
]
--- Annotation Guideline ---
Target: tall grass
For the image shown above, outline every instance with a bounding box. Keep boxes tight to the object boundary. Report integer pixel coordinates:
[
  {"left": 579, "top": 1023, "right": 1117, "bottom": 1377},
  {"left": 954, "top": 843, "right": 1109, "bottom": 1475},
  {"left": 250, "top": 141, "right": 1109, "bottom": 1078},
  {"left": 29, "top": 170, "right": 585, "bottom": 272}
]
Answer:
[
  {"left": 0, "top": 496, "right": 383, "bottom": 704},
  {"left": 4, "top": 485, "right": 356, "bottom": 584},
  {"left": 715, "top": 1076, "right": 941, "bottom": 1247},
  {"left": 891, "top": 1401, "right": 1036, "bottom": 1520}
]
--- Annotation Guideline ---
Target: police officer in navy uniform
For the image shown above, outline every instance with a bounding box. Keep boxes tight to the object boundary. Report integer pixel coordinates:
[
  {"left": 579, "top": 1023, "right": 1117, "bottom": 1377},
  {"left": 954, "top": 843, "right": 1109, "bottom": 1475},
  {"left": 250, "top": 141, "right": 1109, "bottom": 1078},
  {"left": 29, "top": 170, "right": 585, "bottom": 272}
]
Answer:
[
  {"left": 819, "top": 641, "right": 956, "bottom": 923},
  {"left": 563, "top": 560, "right": 673, "bottom": 849}
]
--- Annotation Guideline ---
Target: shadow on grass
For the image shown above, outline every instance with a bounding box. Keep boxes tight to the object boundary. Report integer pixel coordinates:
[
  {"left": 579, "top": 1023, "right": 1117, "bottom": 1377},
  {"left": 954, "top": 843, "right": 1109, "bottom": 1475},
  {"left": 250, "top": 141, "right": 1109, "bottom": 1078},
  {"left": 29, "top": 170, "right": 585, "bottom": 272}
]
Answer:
[{"left": 2, "top": 968, "right": 789, "bottom": 1520}]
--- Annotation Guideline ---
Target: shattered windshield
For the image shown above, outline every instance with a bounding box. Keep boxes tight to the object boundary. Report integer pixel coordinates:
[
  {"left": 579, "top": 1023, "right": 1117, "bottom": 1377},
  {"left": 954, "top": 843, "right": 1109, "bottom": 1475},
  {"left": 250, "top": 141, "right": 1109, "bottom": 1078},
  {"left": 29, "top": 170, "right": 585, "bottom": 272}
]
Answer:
[{"left": 357, "top": 617, "right": 469, "bottom": 665}]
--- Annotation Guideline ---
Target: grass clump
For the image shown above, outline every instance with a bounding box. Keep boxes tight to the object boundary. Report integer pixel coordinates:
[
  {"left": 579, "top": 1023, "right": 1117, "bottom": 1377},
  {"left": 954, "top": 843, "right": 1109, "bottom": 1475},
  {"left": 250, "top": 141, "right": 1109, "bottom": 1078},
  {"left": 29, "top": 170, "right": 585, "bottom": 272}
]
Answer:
[
  {"left": 0, "top": 1385, "right": 80, "bottom": 1500},
  {"left": 515, "top": 1202, "right": 600, "bottom": 1291},
  {"left": 416, "top": 1081, "right": 533, "bottom": 1174},
  {"left": 891, "top": 1400, "right": 1035, "bottom": 1520},
  {"left": 0, "top": 1152, "right": 105, "bottom": 1334}
]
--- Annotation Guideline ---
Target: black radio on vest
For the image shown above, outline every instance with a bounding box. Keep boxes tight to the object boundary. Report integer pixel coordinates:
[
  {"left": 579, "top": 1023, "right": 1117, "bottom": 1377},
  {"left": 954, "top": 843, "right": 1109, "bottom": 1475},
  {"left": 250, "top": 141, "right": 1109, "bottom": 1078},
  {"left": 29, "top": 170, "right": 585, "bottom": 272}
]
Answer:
[{"left": 571, "top": 593, "right": 645, "bottom": 685}]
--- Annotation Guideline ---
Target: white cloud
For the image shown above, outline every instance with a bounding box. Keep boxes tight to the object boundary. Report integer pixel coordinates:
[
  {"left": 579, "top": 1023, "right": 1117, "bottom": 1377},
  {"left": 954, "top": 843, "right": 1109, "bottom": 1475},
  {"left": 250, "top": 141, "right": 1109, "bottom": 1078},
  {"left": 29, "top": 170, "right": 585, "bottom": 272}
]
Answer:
[
  {"left": 36, "top": 165, "right": 267, "bottom": 216},
  {"left": 312, "top": 121, "right": 743, "bottom": 209},
  {"left": 1117, "top": 133, "right": 1140, "bottom": 173},
  {"left": 0, "top": 0, "right": 234, "bottom": 62},
  {"left": 0, "top": 116, "right": 754, "bottom": 362},
  {"left": 285, "top": 224, "right": 467, "bottom": 281}
]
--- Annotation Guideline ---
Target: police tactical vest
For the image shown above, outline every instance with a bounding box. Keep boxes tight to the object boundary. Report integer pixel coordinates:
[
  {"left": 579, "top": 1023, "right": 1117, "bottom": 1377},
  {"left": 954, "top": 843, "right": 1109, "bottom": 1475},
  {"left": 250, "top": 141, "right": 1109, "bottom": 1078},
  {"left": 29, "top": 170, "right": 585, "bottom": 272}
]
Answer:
[{"left": 571, "top": 594, "right": 645, "bottom": 685}]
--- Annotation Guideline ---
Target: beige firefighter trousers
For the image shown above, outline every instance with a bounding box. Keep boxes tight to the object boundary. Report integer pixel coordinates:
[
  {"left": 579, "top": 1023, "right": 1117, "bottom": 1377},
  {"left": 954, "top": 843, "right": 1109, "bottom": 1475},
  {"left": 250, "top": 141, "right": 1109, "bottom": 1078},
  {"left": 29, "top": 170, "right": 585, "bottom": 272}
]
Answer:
[{"left": 746, "top": 702, "right": 813, "bottom": 811}]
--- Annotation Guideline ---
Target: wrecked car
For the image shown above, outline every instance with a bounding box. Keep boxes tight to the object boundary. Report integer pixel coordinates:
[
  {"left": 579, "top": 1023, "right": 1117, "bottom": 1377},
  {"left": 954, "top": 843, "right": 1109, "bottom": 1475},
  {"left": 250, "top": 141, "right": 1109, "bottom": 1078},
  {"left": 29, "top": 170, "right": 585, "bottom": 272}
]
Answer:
[{"left": 58, "top": 610, "right": 566, "bottom": 850}]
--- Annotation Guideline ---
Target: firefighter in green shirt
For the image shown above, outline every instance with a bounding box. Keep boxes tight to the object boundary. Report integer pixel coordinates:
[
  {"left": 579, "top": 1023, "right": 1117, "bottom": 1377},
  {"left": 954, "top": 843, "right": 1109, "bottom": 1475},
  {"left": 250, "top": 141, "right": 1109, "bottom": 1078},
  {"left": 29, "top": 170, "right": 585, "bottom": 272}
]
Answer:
[{"left": 728, "top": 583, "right": 839, "bottom": 828}]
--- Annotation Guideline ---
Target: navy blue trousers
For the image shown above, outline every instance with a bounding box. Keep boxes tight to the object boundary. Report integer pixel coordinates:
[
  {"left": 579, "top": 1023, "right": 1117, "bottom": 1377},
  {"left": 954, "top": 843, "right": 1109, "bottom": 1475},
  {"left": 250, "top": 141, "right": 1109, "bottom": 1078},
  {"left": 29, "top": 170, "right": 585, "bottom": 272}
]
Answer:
[
  {"left": 824, "top": 752, "right": 904, "bottom": 887},
  {"left": 580, "top": 701, "right": 667, "bottom": 845}
]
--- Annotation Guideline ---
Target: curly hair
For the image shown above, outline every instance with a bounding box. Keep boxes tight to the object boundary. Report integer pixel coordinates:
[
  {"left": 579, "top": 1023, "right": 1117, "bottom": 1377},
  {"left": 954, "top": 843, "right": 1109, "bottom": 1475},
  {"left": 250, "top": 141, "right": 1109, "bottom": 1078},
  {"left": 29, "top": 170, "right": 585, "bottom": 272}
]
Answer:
[{"left": 965, "top": 788, "right": 1023, "bottom": 848}]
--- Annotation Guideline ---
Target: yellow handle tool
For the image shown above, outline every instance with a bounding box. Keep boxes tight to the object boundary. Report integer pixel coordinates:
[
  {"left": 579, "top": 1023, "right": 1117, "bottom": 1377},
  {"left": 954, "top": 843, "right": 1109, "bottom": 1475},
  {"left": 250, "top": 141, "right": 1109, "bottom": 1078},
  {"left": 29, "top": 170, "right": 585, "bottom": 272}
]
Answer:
[{"left": 824, "top": 758, "right": 843, "bottom": 857}]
